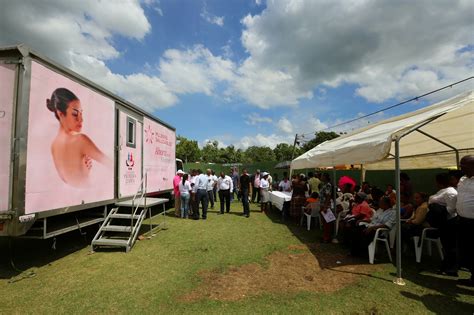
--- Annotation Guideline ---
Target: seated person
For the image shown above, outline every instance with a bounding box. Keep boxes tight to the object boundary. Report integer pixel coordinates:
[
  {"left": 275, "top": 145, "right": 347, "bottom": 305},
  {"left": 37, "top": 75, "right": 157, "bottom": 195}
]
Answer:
[
  {"left": 400, "top": 193, "right": 415, "bottom": 220},
  {"left": 342, "top": 192, "right": 373, "bottom": 244},
  {"left": 345, "top": 192, "right": 373, "bottom": 224},
  {"left": 401, "top": 192, "right": 429, "bottom": 246},
  {"left": 349, "top": 196, "right": 395, "bottom": 256},
  {"left": 385, "top": 184, "right": 397, "bottom": 207},
  {"left": 278, "top": 177, "right": 292, "bottom": 192},
  {"left": 303, "top": 192, "right": 320, "bottom": 215}
]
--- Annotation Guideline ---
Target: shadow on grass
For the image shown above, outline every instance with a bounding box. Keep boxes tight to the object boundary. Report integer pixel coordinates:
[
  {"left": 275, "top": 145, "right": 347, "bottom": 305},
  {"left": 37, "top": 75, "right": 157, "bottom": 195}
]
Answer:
[
  {"left": 0, "top": 204, "right": 172, "bottom": 279},
  {"left": 0, "top": 225, "right": 95, "bottom": 280},
  {"left": 400, "top": 291, "right": 474, "bottom": 314}
]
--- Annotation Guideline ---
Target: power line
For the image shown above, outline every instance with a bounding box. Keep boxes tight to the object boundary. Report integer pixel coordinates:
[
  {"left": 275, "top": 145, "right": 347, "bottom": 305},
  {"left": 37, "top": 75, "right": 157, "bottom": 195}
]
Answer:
[{"left": 299, "top": 76, "right": 474, "bottom": 137}]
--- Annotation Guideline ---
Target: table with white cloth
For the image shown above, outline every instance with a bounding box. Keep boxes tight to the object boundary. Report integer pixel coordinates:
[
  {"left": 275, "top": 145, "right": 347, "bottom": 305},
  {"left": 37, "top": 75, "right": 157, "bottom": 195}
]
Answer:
[{"left": 269, "top": 191, "right": 292, "bottom": 220}]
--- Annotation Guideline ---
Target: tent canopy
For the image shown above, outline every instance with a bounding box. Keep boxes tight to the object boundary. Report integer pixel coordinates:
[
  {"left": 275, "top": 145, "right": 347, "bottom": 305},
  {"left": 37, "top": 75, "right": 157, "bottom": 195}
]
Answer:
[{"left": 291, "top": 91, "right": 474, "bottom": 170}]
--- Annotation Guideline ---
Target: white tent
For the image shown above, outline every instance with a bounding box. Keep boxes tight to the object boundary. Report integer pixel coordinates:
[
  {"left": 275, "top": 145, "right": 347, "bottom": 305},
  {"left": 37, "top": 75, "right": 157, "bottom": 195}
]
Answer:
[
  {"left": 291, "top": 91, "right": 474, "bottom": 171},
  {"left": 291, "top": 90, "right": 473, "bottom": 285}
]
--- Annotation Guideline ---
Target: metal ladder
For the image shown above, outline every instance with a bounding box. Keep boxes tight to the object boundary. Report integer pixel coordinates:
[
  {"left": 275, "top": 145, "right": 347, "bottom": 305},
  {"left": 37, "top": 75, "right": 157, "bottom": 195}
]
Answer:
[{"left": 91, "top": 174, "right": 149, "bottom": 252}]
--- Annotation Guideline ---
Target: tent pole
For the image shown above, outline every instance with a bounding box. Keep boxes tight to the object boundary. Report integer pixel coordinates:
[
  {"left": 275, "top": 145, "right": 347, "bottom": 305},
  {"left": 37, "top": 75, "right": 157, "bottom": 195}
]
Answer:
[
  {"left": 394, "top": 138, "right": 405, "bottom": 286},
  {"left": 360, "top": 164, "right": 366, "bottom": 182}
]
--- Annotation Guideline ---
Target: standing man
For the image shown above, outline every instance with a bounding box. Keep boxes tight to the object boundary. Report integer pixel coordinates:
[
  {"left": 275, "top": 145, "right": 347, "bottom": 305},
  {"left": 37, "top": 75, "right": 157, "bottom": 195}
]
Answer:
[
  {"left": 189, "top": 169, "right": 197, "bottom": 217},
  {"left": 211, "top": 170, "right": 218, "bottom": 201},
  {"left": 239, "top": 169, "right": 252, "bottom": 218},
  {"left": 251, "top": 169, "right": 261, "bottom": 203},
  {"left": 194, "top": 169, "right": 209, "bottom": 220},
  {"left": 231, "top": 167, "right": 240, "bottom": 202},
  {"left": 173, "top": 170, "right": 184, "bottom": 217},
  {"left": 456, "top": 155, "right": 474, "bottom": 287},
  {"left": 217, "top": 171, "right": 233, "bottom": 214},
  {"left": 206, "top": 169, "right": 216, "bottom": 209}
]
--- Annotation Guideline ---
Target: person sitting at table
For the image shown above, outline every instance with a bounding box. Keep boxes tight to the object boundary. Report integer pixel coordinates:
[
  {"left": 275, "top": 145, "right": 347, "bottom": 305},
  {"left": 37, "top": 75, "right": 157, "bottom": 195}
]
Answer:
[
  {"left": 290, "top": 174, "right": 308, "bottom": 222},
  {"left": 279, "top": 175, "right": 292, "bottom": 192}
]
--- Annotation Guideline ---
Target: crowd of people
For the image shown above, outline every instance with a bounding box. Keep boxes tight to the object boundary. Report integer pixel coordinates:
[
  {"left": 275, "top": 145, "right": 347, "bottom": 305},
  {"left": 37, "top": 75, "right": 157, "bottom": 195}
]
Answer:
[{"left": 172, "top": 155, "right": 474, "bottom": 287}]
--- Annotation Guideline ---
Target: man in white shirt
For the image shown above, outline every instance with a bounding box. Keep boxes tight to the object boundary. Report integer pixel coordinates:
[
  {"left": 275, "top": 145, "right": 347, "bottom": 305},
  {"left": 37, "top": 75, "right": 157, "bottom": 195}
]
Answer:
[
  {"left": 189, "top": 169, "right": 198, "bottom": 217},
  {"left": 456, "top": 155, "right": 474, "bottom": 287},
  {"left": 279, "top": 176, "right": 292, "bottom": 192},
  {"left": 429, "top": 173, "right": 458, "bottom": 276},
  {"left": 217, "top": 171, "right": 233, "bottom": 214},
  {"left": 194, "top": 169, "right": 209, "bottom": 220},
  {"left": 206, "top": 169, "right": 216, "bottom": 209}
]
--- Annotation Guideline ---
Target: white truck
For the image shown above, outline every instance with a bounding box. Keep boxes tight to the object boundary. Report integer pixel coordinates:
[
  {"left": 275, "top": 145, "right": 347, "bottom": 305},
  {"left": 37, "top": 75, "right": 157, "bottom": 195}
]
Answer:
[{"left": 0, "top": 45, "right": 177, "bottom": 241}]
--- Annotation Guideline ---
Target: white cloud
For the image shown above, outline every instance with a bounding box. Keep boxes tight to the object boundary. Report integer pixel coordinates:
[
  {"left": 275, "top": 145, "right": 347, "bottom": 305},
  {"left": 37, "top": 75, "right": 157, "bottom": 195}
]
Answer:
[
  {"left": 0, "top": 0, "right": 178, "bottom": 110},
  {"left": 159, "top": 45, "right": 235, "bottom": 95},
  {"left": 244, "top": 113, "right": 273, "bottom": 125},
  {"left": 200, "top": 6, "right": 224, "bottom": 26},
  {"left": 277, "top": 117, "right": 293, "bottom": 134},
  {"left": 241, "top": 0, "right": 474, "bottom": 104},
  {"left": 143, "top": 0, "right": 163, "bottom": 16},
  {"left": 236, "top": 133, "right": 293, "bottom": 149}
]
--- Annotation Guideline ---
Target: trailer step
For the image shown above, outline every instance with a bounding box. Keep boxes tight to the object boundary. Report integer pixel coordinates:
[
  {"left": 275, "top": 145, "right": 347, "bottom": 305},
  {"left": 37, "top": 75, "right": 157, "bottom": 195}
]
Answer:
[
  {"left": 101, "top": 225, "right": 132, "bottom": 232},
  {"left": 110, "top": 213, "right": 141, "bottom": 220},
  {"left": 92, "top": 238, "right": 129, "bottom": 247}
]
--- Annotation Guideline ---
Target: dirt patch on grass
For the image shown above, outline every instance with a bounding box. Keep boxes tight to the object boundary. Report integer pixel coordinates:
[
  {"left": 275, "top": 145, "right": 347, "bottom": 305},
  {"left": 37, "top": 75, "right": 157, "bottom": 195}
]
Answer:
[{"left": 183, "top": 243, "right": 382, "bottom": 302}]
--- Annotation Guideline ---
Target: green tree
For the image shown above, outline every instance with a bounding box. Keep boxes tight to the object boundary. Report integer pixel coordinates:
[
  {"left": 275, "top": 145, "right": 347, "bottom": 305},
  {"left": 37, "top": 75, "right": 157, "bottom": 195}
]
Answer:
[
  {"left": 201, "top": 140, "right": 220, "bottom": 163},
  {"left": 244, "top": 146, "right": 276, "bottom": 163},
  {"left": 273, "top": 143, "right": 296, "bottom": 161},
  {"left": 176, "top": 136, "right": 200, "bottom": 163},
  {"left": 301, "top": 131, "right": 340, "bottom": 152}
]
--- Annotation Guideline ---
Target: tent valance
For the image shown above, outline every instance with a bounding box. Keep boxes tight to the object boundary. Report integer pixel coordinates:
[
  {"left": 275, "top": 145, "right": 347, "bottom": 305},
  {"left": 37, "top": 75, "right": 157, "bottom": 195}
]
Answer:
[{"left": 291, "top": 91, "right": 474, "bottom": 170}]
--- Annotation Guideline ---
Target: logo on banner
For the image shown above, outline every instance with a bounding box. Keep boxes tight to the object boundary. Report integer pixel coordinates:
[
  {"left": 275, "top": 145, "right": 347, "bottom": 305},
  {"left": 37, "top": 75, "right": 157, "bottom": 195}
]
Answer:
[
  {"left": 145, "top": 124, "right": 154, "bottom": 144},
  {"left": 126, "top": 152, "right": 135, "bottom": 170}
]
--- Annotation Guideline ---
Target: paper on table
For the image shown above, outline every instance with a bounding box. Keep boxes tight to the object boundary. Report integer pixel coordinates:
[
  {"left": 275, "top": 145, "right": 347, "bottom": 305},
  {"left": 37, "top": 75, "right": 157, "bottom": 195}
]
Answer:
[{"left": 322, "top": 209, "right": 336, "bottom": 223}]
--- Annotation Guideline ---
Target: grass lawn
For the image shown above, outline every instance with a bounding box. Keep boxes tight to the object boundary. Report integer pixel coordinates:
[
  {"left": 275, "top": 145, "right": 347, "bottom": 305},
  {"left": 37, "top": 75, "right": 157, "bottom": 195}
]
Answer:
[{"left": 1, "top": 200, "right": 473, "bottom": 314}]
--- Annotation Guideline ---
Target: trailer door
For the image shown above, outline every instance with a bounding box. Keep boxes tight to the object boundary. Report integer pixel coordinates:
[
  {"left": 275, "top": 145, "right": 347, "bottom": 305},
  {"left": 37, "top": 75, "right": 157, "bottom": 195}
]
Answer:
[
  {"left": 118, "top": 109, "right": 143, "bottom": 198},
  {"left": 0, "top": 63, "right": 16, "bottom": 213}
]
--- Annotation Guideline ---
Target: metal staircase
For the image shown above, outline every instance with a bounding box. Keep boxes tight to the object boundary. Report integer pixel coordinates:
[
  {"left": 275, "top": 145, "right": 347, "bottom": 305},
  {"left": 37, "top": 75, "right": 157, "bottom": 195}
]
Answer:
[{"left": 91, "top": 174, "right": 149, "bottom": 252}]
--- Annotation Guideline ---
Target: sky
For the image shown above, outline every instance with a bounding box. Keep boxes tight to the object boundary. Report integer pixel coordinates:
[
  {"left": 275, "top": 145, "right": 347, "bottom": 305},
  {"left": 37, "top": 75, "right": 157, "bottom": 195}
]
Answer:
[{"left": 0, "top": 0, "right": 473, "bottom": 149}]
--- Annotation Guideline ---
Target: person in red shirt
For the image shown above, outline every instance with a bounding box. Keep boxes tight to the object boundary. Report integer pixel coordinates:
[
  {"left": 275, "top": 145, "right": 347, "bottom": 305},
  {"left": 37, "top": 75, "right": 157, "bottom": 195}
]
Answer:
[
  {"left": 173, "top": 170, "right": 184, "bottom": 217},
  {"left": 351, "top": 192, "right": 374, "bottom": 222}
]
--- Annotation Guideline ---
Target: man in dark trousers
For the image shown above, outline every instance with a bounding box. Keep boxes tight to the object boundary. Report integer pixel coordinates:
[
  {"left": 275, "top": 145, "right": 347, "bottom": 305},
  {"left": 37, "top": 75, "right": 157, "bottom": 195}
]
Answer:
[
  {"left": 217, "top": 171, "right": 233, "bottom": 214},
  {"left": 456, "top": 155, "right": 474, "bottom": 287},
  {"left": 250, "top": 169, "right": 261, "bottom": 203},
  {"left": 239, "top": 169, "right": 252, "bottom": 217}
]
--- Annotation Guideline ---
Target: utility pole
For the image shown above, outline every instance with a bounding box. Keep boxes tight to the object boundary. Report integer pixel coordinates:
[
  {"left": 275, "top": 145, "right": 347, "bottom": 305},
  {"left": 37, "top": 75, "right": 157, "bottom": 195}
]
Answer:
[{"left": 291, "top": 133, "right": 299, "bottom": 160}]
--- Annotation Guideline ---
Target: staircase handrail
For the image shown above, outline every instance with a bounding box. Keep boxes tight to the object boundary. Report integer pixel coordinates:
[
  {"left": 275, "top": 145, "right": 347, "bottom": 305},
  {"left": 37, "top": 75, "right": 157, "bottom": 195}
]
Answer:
[{"left": 130, "top": 173, "right": 147, "bottom": 234}]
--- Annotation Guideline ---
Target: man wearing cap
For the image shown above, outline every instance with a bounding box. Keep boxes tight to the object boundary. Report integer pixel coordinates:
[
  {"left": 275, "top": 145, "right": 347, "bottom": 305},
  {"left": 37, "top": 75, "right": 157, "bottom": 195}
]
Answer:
[{"left": 173, "top": 170, "right": 184, "bottom": 217}]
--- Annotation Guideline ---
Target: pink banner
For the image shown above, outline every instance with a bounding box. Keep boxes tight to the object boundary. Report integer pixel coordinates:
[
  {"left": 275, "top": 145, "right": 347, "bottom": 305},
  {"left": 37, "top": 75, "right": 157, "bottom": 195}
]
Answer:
[
  {"left": 143, "top": 117, "right": 175, "bottom": 193},
  {"left": 118, "top": 111, "right": 142, "bottom": 198},
  {"left": 25, "top": 62, "right": 115, "bottom": 214},
  {"left": 0, "top": 64, "right": 16, "bottom": 212}
]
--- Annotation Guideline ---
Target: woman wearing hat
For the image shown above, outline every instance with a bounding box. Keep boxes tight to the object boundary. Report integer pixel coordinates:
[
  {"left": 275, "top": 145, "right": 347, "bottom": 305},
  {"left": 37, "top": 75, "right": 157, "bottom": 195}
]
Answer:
[{"left": 260, "top": 172, "right": 271, "bottom": 213}]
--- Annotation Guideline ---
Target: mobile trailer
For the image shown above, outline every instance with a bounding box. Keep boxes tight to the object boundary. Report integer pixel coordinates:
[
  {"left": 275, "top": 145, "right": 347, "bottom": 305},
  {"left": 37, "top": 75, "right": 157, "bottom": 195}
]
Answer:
[{"left": 0, "top": 45, "right": 176, "bottom": 239}]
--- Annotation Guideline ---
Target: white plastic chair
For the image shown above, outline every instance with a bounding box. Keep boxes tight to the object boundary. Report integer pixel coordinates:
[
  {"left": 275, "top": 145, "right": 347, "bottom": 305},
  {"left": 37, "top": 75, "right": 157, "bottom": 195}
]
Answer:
[
  {"left": 300, "top": 202, "right": 321, "bottom": 231},
  {"left": 368, "top": 227, "right": 393, "bottom": 264},
  {"left": 413, "top": 227, "right": 443, "bottom": 263}
]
